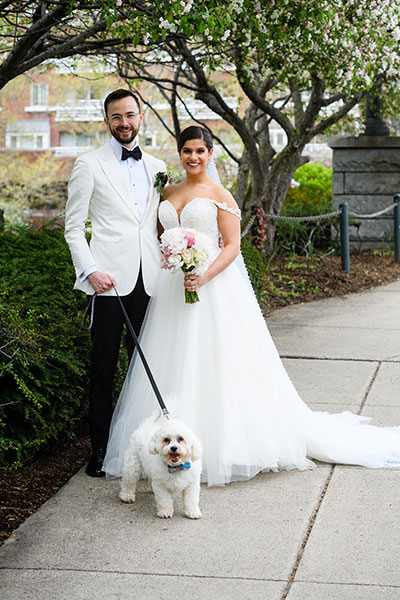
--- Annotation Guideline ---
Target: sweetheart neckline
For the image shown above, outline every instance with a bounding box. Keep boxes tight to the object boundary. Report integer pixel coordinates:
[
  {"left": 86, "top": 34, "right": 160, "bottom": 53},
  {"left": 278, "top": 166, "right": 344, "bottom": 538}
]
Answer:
[{"left": 162, "top": 197, "right": 215, "bottom": 225}]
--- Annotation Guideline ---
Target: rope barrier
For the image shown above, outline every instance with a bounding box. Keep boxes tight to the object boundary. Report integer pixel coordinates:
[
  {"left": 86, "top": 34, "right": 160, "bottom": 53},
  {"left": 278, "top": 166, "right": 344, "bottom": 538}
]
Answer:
[
  {"left": 240, "top": 208, "right": 340, "bottom": 236},
  {"left": 239, "top": 195, "right": 400, "bottom": 271},
  {"left": 240, "top": 202, "right": 397, "bottom": 235},
  {"left": 240, "top": 214, "right": 256, "bottom": 238},
  {"left": 348, "top": 203, "right": 397, "bottom": 219},
  {"left": 263, "top": 210, "right": 341, "bottom": 222}
]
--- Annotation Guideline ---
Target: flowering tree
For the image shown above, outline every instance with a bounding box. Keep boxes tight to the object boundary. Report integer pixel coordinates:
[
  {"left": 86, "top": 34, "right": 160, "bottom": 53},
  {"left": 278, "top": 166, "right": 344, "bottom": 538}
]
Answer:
[
  {"left": 108, "top": 0, "right": 400, "bottom": 247},
  {"left": 0, "top": 0, "right": 137, "bottom": 91},
  {"left": 2, "top": 1, "right": 400, "bottom": 246}
]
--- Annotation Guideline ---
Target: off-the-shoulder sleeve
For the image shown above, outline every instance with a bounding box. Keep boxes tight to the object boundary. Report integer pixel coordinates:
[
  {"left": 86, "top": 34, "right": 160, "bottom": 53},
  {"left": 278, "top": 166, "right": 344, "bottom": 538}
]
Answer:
[{"left": 212, "top": 200, "right": 241, "bottom": 219}]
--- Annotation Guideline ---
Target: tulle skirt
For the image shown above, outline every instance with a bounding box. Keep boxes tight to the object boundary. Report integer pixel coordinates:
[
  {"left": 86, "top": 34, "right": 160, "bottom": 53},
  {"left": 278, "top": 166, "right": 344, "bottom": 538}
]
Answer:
[{"left": 103, "top": 261, "right": 400, "bottom": 486}]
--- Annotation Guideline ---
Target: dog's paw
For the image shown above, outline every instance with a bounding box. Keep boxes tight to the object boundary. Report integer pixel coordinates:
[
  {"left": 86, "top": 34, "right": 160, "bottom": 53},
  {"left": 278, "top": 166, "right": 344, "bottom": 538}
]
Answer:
[
  {"left": 185, "top": 508, "right": 202, "bottom": 519},
  {"left": 119, "top": 493, "right": 136, "bottom": 504},
  {"left": 157, "top": 507, "right": 174, "bottom": 518}
]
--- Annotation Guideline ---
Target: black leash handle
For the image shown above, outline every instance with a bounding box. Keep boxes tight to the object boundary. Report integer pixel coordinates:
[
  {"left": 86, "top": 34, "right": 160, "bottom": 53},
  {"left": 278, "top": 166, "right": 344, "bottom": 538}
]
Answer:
[
  {"left": 112, "top": 285, "right": 169, "bottom": 418},
  {"left": 83, "top": 292, "right": 97, "bottom": 329},
  {"left": 82, "top": 287, "right": 169, "bottom": 418}
]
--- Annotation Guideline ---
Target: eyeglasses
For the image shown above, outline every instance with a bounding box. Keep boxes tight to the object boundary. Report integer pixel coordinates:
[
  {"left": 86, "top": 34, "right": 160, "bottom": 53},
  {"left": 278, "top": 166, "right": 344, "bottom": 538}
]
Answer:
[{"left": 108, "top": 112, "right": 140, "bottom": 125}]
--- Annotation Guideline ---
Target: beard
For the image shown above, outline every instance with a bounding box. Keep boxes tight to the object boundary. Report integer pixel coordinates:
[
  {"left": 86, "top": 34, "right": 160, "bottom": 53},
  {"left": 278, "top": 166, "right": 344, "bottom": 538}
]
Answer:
[{"left": 109, "top": 123, "right": 139, "bottom": 146}]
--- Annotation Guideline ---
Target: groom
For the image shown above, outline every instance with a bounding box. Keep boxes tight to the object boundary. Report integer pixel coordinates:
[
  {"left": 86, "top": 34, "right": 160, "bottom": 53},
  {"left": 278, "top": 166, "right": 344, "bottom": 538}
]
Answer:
[{"left": 65, "top": 89, "right": 167, "bottom": 477}]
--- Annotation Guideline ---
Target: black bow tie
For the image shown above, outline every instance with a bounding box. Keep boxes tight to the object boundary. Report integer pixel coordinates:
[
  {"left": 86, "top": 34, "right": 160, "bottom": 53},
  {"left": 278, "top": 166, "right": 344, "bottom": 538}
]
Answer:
[{"left": 121, "top": 146, "right": 142, "bottom": 161}]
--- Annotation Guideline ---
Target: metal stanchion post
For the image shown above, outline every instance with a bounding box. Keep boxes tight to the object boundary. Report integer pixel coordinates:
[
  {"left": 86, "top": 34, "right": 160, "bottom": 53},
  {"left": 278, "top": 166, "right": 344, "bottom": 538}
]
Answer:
[
  {"left": 339, "top": 202, "right": 350, "bottom": 273},
  {"left": 394, "top": 194, "right": 400, "bottom": 262}
]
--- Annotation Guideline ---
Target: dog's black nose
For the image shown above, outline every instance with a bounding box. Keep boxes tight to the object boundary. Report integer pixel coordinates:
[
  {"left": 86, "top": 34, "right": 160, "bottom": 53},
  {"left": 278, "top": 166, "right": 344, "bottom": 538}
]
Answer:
[{"left": 170, "top": 446, "right": 178, "bottom": 453}]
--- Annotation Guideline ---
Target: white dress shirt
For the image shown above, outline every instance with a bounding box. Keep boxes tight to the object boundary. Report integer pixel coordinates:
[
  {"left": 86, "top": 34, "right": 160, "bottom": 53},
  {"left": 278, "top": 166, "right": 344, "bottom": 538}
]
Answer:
[
  {"left": 80, "top": 136, "right": 150, "bottom": 282},
  {"left": 109, "top": 136, "right": 150, "bottom": 220}
]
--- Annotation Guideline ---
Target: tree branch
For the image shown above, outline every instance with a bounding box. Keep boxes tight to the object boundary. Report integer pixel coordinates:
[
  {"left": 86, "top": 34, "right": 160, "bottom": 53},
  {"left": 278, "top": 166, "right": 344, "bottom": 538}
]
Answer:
[
  {"left": 237, "top": 75, "right": 296, "bottom": 138},
  {"left": 310, "top": 92, "right": 365, "bottom": 137}
]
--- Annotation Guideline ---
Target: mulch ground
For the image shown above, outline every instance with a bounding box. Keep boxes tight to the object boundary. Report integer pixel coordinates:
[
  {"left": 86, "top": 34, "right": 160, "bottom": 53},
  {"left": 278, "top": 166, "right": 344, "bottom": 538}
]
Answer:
[
  {"left": 1, "top": 252, "right": 399, "bottom": 546},
  {"left": 263, "top": 253, "right": 400, "bottom": 314},
  {"left": 0, "top": 427, "right": 91, "bottom": 546}
]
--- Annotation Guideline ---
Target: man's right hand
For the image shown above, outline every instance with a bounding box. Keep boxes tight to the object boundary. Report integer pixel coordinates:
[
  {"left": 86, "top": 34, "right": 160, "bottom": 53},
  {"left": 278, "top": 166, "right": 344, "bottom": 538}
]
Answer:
[{"left": 88, "top": 271, "right": 117, "bottom": 294}]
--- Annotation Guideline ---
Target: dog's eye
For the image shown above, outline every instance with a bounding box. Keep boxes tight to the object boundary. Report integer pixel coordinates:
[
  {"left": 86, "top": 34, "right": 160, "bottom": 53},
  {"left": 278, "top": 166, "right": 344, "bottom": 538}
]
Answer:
[
  {"left": 178, "top": 436, "right": 184, "bottom": 442},
  {"left": 163, "top": 438, "right": 170, "bottom": 444}
]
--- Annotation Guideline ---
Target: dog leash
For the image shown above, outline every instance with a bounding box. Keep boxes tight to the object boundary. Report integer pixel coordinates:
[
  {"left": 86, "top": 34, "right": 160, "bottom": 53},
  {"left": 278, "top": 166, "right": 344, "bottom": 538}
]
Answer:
[{"left": 83, "top": 286, "right": 170, "bottom": 419}]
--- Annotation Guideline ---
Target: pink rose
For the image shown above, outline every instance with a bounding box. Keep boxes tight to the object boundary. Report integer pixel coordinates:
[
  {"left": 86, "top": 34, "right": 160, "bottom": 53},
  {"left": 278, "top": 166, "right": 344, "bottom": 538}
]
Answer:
[{"left": 185, "top": 232, "right": 196, "bottom": 247}]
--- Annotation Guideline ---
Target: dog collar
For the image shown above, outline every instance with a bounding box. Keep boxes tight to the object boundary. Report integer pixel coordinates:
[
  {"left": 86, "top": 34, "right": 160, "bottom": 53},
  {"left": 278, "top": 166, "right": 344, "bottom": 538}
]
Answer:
[{"left": 168, "top": 461, "right": 191, "bottom": 473}]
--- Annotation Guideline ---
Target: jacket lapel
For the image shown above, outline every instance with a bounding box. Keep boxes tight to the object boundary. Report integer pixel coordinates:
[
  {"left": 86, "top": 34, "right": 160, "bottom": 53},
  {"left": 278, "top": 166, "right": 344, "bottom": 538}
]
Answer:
[
  {"left": 97, "top": 143, "right": 140, "bottom": 222},
  {"left": 141, "top": 153, "right": 159, "bottom": 223}
]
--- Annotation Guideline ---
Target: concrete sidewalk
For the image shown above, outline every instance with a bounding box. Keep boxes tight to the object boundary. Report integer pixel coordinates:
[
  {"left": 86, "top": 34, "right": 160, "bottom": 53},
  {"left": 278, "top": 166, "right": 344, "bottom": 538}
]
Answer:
[{"left": 1, "top": 280, "right": 400, "bottom": 600}]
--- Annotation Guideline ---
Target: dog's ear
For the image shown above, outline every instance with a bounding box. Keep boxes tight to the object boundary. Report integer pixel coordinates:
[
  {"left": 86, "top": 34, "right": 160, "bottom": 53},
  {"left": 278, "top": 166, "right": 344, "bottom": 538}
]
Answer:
[
  {"left": 190, "top": 433, "right": 203, "bottom": 462},
  {"left": 149, "top": 432, "right": 160, "bottom": 455}
]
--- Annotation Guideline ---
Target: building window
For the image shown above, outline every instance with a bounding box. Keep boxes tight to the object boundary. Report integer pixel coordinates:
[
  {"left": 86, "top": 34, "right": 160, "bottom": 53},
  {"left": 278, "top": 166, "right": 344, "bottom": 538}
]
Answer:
[
  {"left": 31, "top": 83, "right": 48, "bottom": 107},
  {"left": 8, "top": 134, "right": 44, "bottom": 150},
  {"left": 60, "top": 131, "right": 93, "bottom": 147},
  {"left": 144, "top": 132, "right": 157, "bottom": 147},
  {"left": 77, "top": 87, "right": 97, "bottom": 101},
  {"left": 5, "top": 118, "right": 50, "bottom": 150}
]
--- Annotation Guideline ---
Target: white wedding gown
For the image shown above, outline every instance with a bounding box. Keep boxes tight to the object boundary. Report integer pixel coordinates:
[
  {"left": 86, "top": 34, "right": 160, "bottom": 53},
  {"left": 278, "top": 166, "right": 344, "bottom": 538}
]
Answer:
[{"left": 103, "top": 197, "right": 400, "bottom": 486}]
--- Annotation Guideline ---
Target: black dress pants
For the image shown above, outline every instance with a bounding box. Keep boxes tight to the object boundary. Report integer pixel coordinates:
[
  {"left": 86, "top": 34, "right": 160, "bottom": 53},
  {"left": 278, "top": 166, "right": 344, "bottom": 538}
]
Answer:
[{"left": 88, "top": 269, "right": 150, "bottom": 451}]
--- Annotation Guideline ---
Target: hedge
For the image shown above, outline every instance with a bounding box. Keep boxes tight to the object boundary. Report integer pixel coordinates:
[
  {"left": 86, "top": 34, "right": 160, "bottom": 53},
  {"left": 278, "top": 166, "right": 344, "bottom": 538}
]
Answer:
[
  {"left": 0, "top": 225, "right": 91, "bottom": 469},
  {"left": 241, "top": 239, "right": 267, "bottom": 305}
]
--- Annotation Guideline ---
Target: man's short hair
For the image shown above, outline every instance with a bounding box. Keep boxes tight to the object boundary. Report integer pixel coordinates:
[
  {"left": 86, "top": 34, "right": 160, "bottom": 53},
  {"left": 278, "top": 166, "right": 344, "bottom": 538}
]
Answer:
[{"left": 104, "top": 89, "right": 141, "bottom": 116}]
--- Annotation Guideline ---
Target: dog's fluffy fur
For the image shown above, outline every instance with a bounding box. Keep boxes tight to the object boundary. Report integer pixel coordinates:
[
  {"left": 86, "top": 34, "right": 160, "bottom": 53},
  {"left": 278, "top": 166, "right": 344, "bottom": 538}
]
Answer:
[{"left": 119, "top": 413, "right": 202, "bottom": 519}]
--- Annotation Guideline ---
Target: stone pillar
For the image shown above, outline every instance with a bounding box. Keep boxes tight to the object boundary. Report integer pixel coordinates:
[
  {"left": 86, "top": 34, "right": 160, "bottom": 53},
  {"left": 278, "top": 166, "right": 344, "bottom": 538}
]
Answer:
[{"left": 328, "top": 136, "right": 400, "bottom": 250}]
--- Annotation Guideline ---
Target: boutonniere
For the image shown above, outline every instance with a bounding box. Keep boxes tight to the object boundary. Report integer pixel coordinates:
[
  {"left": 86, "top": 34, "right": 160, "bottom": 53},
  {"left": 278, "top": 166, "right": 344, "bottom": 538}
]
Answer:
[{"left": 154, "top": 171, "right": 169, "bottom": 195}]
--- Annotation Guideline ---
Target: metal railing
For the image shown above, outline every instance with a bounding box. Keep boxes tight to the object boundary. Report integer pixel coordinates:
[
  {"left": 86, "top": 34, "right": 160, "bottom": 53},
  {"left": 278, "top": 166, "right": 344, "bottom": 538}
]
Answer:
[
  {"left": 338, "top": 195, "right": 400, "bottom": 272},
  {"left": 242, "top": 194, "right": 400, "bottom": 273}
]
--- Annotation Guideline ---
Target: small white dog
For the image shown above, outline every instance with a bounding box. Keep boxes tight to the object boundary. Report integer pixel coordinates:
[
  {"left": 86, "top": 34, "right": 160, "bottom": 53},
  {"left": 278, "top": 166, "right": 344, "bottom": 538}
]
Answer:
[{"left": 119, "top": 413, "right": 202, "bottom": 519}]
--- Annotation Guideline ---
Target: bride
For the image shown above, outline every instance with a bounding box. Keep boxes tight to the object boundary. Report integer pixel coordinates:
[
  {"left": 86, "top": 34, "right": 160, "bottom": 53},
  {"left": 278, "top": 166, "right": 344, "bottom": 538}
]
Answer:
[{"left": 103, "top": 125, "right": 400, "bottom": 486}]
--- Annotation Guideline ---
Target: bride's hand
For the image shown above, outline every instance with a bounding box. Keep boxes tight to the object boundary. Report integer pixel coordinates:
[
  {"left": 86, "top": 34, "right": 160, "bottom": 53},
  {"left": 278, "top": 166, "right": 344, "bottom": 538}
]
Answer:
[{"left": 184, "top": 274, "right": 206, "bottom": 292}]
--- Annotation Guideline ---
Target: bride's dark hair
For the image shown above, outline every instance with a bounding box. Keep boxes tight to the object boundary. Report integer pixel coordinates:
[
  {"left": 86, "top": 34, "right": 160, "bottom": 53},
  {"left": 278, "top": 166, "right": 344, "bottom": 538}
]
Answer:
[{"left": 177, "top": 126, "right": 213, "bottom": 152}]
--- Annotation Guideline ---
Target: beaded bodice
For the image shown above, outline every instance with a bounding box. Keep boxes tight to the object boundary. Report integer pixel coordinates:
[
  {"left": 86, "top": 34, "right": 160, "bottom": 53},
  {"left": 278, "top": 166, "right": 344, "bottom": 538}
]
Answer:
[{"left": 158, "top": 197, "right": 241, "bottom": 248}]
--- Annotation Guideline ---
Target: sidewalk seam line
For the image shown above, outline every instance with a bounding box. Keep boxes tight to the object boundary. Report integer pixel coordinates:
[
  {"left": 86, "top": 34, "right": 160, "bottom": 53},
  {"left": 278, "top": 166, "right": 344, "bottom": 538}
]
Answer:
[
  {"left": 281, "top": 355, "right": 395, "bottom": 363},
  {"left": 270, "top": 325, "right": 400, "bottom": 331},
  {"left": 280, "top": 465, "right": 335, "bottom": 600},
  {"left": 281, "top": 361, "right": 383, "bottom": 599},
  {"left": 0, "top": 566, "right": 285, "bottom": 582},
  {"left": 292, "top": 579, "right": 400, "bottom": 589},
  {"left": 358, "top": 362, "right": 381, "bottom": 416}
]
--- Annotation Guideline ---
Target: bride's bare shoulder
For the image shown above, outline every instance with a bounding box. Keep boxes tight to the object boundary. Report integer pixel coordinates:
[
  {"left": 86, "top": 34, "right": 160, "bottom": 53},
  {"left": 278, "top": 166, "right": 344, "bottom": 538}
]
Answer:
[
  {"left": 161, "top": 183, "right": 182, "bottom": 201},
  {"left": 213, "top": 187, "right": 239, "bottom": 211}
]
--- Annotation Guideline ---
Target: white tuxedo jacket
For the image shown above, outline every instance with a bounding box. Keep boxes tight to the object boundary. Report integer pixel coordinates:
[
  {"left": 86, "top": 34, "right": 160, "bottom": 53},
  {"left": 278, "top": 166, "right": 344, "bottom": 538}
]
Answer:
[{"left": 65, "top": 142, "right": 167, "bottom": 296}]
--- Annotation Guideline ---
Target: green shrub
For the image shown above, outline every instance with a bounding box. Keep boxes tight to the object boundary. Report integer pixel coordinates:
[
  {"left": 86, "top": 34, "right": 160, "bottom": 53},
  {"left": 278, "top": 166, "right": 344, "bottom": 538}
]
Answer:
[
  {"left": 0, "top": 225, "right": 91, "bottom": 469},
  {"left": 274, "top": 163, "right": 337, "bottom": 256},
  {"left": 291, "top": 162, "right": 333, "bottom": 194},
  {"left": 241, "top": 239, "right": 267, "bottom": 304}
]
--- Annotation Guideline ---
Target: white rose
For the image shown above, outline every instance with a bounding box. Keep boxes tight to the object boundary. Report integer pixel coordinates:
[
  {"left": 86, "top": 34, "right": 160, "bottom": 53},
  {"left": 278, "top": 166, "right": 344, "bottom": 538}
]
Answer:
[{"left": 168, "top": 255, "right": 184, "bottom": 269}]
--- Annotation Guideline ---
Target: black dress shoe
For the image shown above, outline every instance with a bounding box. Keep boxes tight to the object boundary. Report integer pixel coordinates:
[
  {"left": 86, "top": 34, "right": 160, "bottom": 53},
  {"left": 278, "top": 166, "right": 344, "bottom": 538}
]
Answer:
[{"left": 86, "top": 448, "right": 106, "bottom": 477}]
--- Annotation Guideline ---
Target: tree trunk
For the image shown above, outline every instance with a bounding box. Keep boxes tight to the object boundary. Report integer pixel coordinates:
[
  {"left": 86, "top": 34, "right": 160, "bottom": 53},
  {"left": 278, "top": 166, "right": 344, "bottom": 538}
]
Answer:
[
  {"left": 235, "top": 149, "right": 251, "bottom": 209},
  {"left": 262, "top": 148, "right": 305, "bottom": 251}
]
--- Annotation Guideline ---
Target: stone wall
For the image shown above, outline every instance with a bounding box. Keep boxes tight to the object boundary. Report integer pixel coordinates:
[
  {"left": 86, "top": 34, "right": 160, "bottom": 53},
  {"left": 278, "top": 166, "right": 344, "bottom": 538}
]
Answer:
[{"left": 328, "top": 136, "right": 400, "bottom": 250}]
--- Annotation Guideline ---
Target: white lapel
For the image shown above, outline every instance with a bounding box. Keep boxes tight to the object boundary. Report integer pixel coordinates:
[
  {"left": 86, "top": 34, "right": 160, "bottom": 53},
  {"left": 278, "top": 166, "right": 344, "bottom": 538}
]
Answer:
[
  {"left": 97, "top": 143, "right": 140, "bottom": 222},
  {"left": 141, "top": 153, "right": 160, "bottom": 224}
]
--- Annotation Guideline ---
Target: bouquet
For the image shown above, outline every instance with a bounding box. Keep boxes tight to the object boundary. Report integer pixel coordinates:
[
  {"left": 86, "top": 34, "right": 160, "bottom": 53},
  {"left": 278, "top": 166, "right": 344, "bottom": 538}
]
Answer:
[{"left": 160, "top": 227, "right": 213, "bottom": 303}]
